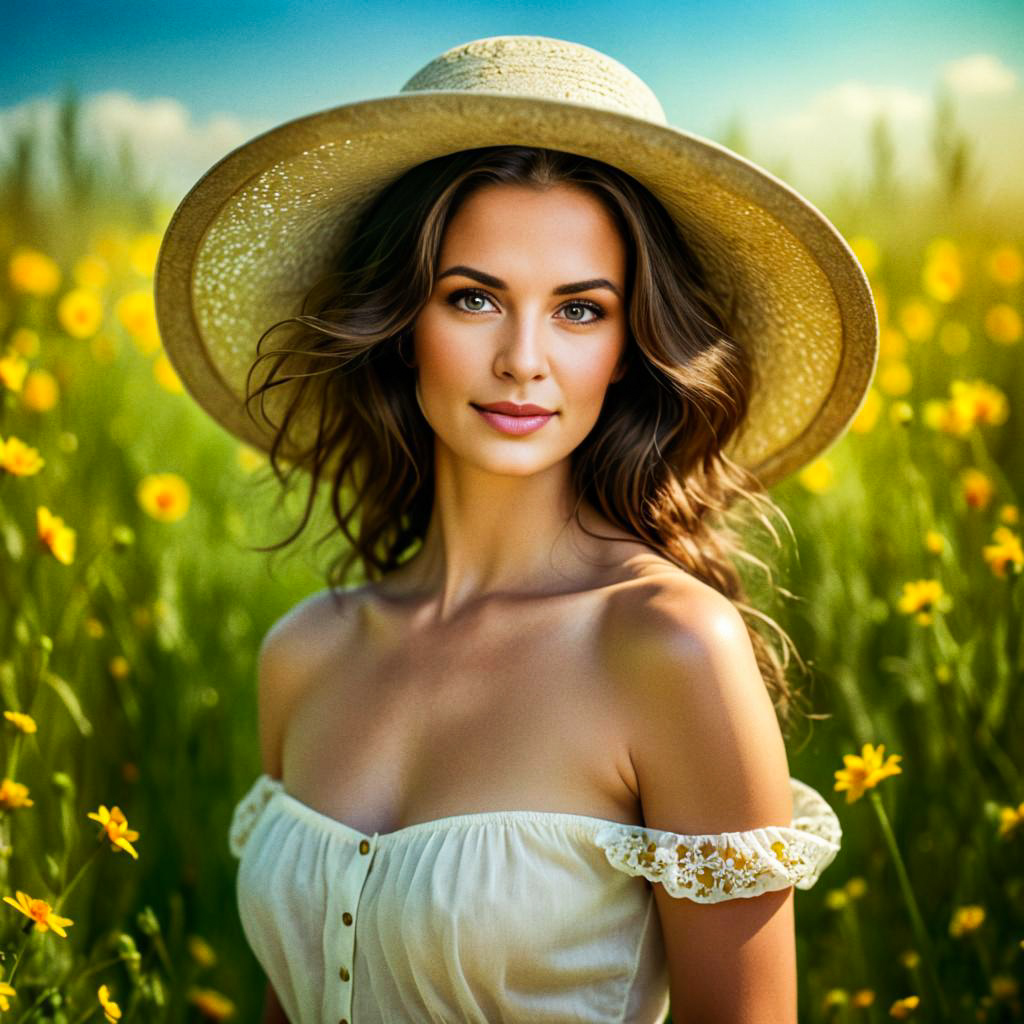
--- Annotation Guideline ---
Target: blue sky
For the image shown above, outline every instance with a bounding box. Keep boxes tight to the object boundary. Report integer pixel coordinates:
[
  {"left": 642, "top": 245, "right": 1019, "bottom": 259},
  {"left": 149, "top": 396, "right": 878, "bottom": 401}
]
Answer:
[{"left": 3, "top": 0, "right": 1023, "bottom": 204}]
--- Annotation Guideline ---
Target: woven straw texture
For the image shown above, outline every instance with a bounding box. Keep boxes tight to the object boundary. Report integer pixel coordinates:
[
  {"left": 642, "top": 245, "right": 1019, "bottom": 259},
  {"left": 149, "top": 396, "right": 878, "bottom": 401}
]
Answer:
[{"left": 155, "top": 35, "right": 878, "bottom": 489}]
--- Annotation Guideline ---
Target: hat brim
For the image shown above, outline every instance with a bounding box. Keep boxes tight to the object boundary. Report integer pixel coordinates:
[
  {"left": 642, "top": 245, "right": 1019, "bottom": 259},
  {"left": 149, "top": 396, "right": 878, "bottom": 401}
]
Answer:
[{"left": 155, "top": 90, "right": 878, "bottom": 489}]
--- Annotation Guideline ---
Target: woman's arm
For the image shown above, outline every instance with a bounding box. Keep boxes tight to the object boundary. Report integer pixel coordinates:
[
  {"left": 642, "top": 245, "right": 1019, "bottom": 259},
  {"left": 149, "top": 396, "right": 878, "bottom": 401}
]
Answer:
[
  {"left": 616, "top": 579, "right": 799, "bottom": 1024},
  {"left": 260, "top": 979, "right": 290, "bottom": 1024}
]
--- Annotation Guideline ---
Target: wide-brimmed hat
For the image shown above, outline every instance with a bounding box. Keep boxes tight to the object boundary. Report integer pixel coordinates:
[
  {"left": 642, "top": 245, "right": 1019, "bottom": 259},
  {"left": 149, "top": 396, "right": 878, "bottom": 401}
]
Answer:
[{"left": 154, "top": 34, "right": 878, "bottom": 489}]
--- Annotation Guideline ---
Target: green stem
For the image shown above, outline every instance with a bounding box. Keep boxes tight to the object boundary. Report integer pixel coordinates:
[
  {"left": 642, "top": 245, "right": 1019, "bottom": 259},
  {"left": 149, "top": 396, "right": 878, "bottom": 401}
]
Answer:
[
  {"left": 53, "top": 841, "right": 103, "bottom": 914},
  {"left": 869, "top": 790, "right": 951, "bottom": 1020},
  {"left": 5, "top": 920, "right": 36, "bottom": 984},
  {"left": 13, "top": 953, "right": 124, "bottom": 1024}
]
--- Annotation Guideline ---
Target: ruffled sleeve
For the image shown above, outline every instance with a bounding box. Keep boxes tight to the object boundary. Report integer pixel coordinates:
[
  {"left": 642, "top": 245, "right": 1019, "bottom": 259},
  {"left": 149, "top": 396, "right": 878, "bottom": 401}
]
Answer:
[
  {"left": 593, "top": 777, "right": 841, "bottom": 903},
  {"left": 228, "top": 774, "right": 284, "bottom": 859}
]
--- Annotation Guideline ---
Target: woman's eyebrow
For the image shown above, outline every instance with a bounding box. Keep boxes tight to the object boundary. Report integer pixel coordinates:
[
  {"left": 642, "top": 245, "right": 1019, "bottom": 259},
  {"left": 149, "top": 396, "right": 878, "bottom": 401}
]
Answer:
[{"left": 437, "top": 264, "right": 622, "bottom": 300}]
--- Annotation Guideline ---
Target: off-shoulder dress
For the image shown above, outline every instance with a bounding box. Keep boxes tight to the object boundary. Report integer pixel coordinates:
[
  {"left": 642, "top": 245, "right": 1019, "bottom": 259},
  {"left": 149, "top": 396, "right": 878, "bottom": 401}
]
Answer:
[{"left": 229, "top": 772, "right": 842, "bottom": 1023}]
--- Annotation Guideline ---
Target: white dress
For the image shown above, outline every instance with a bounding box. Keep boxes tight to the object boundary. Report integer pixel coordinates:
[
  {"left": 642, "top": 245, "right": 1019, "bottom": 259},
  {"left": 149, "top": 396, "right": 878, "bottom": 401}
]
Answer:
[{"left": 229, "top": 773, "right": 842, "bottom": 1023}]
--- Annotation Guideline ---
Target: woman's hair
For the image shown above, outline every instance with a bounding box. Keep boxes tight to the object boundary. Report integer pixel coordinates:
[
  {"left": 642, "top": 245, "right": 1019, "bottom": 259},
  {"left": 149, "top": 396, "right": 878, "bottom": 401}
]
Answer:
[{"left": 244, "top": 145, "right": 811, "bottom": 737}]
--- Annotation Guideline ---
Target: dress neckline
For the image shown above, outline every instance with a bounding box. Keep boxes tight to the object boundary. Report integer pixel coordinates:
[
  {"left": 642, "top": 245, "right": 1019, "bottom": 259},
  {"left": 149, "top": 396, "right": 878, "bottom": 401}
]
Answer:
[{"left": 257, "top": 772, "right": 650, "bottom": 843}]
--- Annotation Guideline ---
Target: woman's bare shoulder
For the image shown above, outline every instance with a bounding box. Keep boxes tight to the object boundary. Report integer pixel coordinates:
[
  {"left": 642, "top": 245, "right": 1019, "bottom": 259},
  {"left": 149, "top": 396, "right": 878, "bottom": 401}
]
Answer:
[
  {"left": 256, "top": 583, "right": 370, "bottom": 778},
  {"left": 599, "top": 560, "right": 741, "bottom": 686}
]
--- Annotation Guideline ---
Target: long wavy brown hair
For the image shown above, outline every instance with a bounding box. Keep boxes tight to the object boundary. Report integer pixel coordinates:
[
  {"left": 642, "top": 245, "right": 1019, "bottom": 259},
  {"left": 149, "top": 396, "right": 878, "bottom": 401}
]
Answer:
[{"left": 243, "top": 145, "right": 812, "bottom": 738}]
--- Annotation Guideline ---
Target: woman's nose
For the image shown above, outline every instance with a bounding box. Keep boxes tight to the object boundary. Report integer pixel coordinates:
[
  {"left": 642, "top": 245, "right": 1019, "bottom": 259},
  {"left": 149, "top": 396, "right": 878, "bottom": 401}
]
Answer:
[{"left": 493, "top": 315, "right": 548, "bottom": 380}]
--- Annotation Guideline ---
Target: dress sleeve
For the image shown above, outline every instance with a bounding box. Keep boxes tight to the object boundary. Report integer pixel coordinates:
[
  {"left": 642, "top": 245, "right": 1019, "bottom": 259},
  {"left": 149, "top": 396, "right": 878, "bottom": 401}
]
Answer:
[
  {"left": 593, "top": 777, "right": 841, "bottom": 903},
  {"left": 228, "top": 774, "right": 283, "bottom": 859}
]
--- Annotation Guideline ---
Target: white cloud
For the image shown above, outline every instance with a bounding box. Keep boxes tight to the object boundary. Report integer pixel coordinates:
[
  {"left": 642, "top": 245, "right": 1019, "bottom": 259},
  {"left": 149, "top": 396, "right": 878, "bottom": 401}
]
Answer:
[
  {"left": 745, "top": 56, "right": 1024, "bottom": 205},
  {"left": 942, "top": 53, "right": 1017, "bottom": 96},
  {"left": 0, "top": 91, "right": 269, "bottom": 202}
]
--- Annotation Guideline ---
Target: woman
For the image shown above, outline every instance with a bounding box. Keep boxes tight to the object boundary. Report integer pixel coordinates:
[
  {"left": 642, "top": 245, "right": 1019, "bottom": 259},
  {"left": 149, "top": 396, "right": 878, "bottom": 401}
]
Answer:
[{"left": 156, "top": 35, "right": 870, "bottom": 1024}]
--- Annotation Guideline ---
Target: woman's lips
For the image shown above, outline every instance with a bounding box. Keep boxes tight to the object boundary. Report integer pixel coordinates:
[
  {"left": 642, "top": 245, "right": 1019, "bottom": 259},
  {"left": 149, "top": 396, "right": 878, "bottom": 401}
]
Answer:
[{"left": 472, "top": 404, "right": 556, "bottom": 436}]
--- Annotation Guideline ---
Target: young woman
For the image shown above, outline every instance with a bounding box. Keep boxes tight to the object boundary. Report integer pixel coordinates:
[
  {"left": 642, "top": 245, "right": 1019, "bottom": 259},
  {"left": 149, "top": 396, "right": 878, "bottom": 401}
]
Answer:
[{"left": 156, "top": 35, "right": 872, "bottom": 1024}]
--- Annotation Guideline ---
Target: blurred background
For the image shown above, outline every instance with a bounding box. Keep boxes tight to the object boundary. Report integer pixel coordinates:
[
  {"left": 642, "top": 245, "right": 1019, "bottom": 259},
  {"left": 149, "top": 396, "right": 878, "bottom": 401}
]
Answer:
[{"left": 0, "top": 1, "right": 1022, "bottom": 1021}]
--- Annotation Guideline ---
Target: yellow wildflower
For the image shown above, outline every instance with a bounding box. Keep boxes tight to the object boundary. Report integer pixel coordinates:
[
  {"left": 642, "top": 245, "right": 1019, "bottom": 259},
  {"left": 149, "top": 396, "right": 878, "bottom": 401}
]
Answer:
[
  {"left": 822, "top": 989, "right": 848, "bottom": 1009},
  {"left": 108, "top": 656, "right": 130, "bottom": 680},
  {"left": 889, "top": 401, "right": 913, "bottom": 427},
  {"left": 850, "top": 989, "right": 875, "bottom": 1008},
  {"left": 937, "top": 320, "right": 970, "bottom": 355},
  {"left": 849, "top": 236, "right": 880, "bottom": 276},
  {"left": 85, "top": 617, "right": 105, "bottom": 639},
  {"left": 93, "top": 232, "right": 130, "bottom": 268},
  {"left": 0, "top": 975, "right": 15, "bottom": 1011},
  {"left": 924, "top": 530, "right": 945, "bottom": 555},
  {"left": 991, "top": 975, "right": 1019, "bottom": 1000},
  {"left": 4, "top": 711, "right": 37, "bottom": 734},
  {"left": 984, "top": 303, "right": 1022, "bottom": 345},
  {"left": 20, "top": 368, "right": 59, "bottom": 412},
  {"left": 982, "top": 526, "right": 1023, "bottom": 578},
  {"left": 999, "top": 504, "right": 1019, "bottom": 525},
  {"left": 834, "top": 742, "right": 903, "bottom": 803},
  {"left": 798, "top": 457, "right": 833, "bottom": 494},
  {"left": 137, "top": 472, "right": 190, "bottom": 522},
  {"left": 997, "top": 801, "right": 1024, "bottom": 839},
  {"left": 153, "top": 353, "right": 183, "bottom": 393},
  {"left": 922, "top": 243, "right": 963, "bottom": 303},
  {"left": 130, "top": 233, "right": 162, "bottom": 277},
  {"left": 899, "top": 950, "right": 920, "bottom": 969},
  {"left": 115, "top": 290, "right": 161, "bottom": 354},
  {"left": 849, "top": 387, "right": 881, "bottom": 433},
  {"left": 37, "top": 506, "right": 76, "bottom": 565},
  {"left": 98, "top": 984, "right": 122, "bottom": 1023},
  {"left": 986, "top": 243, "right": 1023, "bottom": 286},
  {"left": 949, "top": 379, "right": 1008, "bottom": 429},
  {"left": 188, "top": 934, "right": 218, "bottom": 969},
  {"left": 8, "top": 248, "right": 60, "bottom": 296},
  {"left": 0, "top": 779, "right": 34, "bottom": 809},
  {"left": 57, "top": 288, "right": 104, "bottom": 340},
  {"left": 949, "top": 904, "right": 985, "bottom": 937},
  {"left": 7, "top": 327, "right": 40, "bottom": 358},
  {"left": 845, "top": 877, "right": 868, "bottom": 899},
  {"left": 898, "top": 299, "right": 935, "bottom": 342},
  {"left": 73, "top": 254, "right": 109, "bottom": 291},
  {"left": 961, "top": 467, "right": 994, "bottom": 509},
  {"left": 879, "top": 325, "right": 906, "bottom": 360},
  {"left": 879, "top": 361, "right": 912, "bottom": 396},
  {"left": 0, "top": 351, "right": 28, "bottom": 392},
  {"left": 87, "top": 804, "right": 140, "bottom": 859},
  {"left": 897, "top": 579, "right": 946, "bottom": 625},
  {"left": 187, "top": 987, "right": 236, "bottom": 1021},
  {"left": 0, "top": 436, "right": 45, "bottom": 476},
  {"left": 2, "top": 890, "right": 74, "bottom": 937},
  {"left": 889, "top": 994, "right": 920, "bottom": 1018},
  {"left": 824, "top": 889, "right": 848, "bottom": 910}
]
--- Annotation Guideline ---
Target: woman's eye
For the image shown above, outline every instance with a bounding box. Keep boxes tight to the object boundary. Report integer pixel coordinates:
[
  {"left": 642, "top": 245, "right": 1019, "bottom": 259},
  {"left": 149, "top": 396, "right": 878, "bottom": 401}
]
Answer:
[
  {"left": 559, "top": 301, "right": 604, "bottom": 324},
  {"left": 449, "top": 289, "right": 497, "bottom": 314}
]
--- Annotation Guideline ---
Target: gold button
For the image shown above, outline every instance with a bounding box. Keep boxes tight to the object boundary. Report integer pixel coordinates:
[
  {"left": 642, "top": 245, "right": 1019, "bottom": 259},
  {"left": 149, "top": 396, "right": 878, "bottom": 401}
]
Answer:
[
  {"left": 339, "top": 965, "right": 350, "bottom": 981},
  {"left": 342, "top": 911, "right": 353, "bottom": 926},
  {"left": 358, "top": 839, "right": 370, "bottom": 854}
]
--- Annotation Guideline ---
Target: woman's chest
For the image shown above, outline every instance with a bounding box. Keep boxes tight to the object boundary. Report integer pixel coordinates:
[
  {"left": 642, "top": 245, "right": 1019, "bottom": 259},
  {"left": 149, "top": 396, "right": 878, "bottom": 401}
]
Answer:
[{"left": 280, "top": 590, "right": 642, "bottom": 836}]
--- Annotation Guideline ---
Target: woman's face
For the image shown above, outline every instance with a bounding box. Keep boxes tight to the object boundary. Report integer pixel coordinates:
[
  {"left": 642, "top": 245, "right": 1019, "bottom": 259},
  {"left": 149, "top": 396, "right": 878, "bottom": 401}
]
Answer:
[{"left": 412, "top": 182, "right": 629, "bottom": 478}]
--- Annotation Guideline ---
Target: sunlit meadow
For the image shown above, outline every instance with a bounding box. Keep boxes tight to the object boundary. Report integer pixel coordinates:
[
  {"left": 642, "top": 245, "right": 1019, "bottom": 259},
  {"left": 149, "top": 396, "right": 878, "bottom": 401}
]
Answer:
[{"left": 0, "top": 91, "right": 1021, "bottom": 1022}]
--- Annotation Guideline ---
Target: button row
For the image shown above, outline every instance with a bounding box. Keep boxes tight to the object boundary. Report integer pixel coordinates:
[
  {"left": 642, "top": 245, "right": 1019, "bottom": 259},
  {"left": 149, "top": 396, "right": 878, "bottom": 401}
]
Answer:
[{"left": 338, "top": 836, "right": 375, "bottom": 1024}]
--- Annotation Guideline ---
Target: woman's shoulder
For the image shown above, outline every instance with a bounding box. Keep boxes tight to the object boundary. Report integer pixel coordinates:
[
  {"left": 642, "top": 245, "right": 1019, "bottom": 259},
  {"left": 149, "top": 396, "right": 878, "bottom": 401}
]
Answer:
[{"left": 600, "top": 557, "right": 739, "bottom": 668}]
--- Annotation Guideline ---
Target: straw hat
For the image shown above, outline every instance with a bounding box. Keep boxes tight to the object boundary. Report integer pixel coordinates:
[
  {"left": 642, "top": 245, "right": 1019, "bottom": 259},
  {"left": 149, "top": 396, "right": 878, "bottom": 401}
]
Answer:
[{"left": 154, "top": 34, "right": 878, "bottom": 489}]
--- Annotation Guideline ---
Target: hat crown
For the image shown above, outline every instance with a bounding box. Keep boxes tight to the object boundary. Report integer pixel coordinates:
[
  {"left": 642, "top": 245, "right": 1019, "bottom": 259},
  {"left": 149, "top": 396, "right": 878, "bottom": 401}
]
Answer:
[{"left": 400, "top": 35, "right": 668, "bottom": 126}]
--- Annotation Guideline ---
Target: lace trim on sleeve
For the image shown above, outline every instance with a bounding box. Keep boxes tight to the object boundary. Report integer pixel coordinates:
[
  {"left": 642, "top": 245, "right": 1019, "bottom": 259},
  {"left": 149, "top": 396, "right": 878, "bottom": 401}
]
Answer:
[
  {"left": 594, "top": 777, "right": 842, "bottom": 903},
  {"left": 228, "top": 774, "right": 283, "bottom": 859}
]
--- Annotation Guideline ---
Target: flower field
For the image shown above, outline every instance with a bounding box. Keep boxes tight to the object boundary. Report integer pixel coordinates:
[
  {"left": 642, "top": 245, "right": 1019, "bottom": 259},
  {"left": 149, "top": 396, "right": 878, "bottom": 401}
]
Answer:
[{"left": 0, "top": 95, "right": 1021, "bottom": 1022}]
